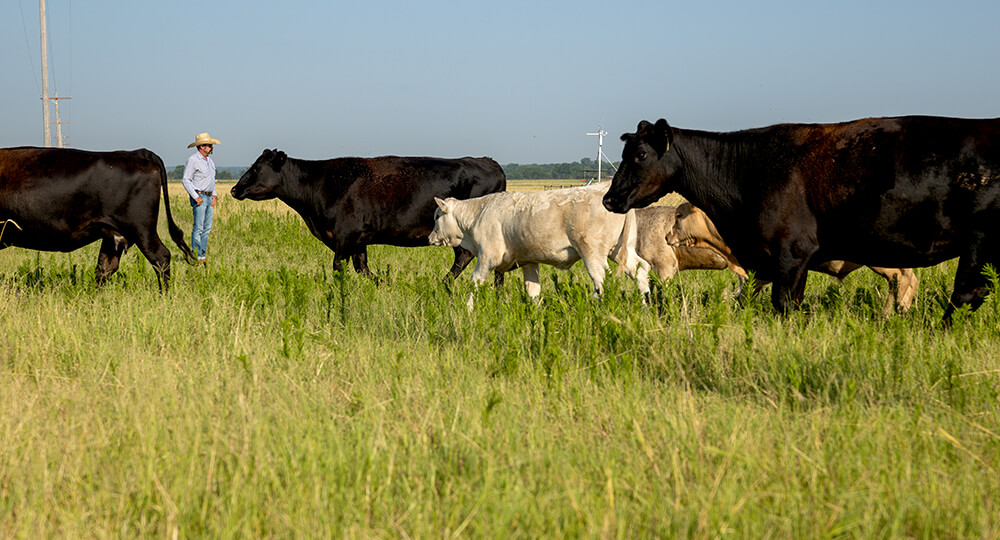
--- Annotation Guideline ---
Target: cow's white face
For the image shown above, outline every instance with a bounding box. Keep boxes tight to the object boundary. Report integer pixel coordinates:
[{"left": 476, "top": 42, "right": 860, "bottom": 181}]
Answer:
[{"left": 428, "top": 197, "right": 463, "bottom": 247}]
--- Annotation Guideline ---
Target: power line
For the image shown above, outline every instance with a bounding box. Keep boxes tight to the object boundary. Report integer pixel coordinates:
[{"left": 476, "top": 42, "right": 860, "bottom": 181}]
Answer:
[
  {"left": 47, "top": 11, "right": 57, "bottom": 91},
  {"left": 67, "top": 0, "right": 72, "bottom": 100},
  {"left": 18, "top": 0, "right": 41, "bottom": 93}
]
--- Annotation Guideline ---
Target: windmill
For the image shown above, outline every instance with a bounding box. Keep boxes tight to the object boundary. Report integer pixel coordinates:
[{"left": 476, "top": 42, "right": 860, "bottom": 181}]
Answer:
[{"left": 586, "top": 124, "right": 617, "bottom": 184}]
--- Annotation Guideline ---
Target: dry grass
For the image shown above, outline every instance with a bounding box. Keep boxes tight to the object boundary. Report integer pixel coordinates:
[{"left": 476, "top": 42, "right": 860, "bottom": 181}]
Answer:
[
  {"left": 1, "top": 188, "right": 999, "bottom": 537},
  {"left": 170, "top": 181, "right": 293, "bottom": 214}
]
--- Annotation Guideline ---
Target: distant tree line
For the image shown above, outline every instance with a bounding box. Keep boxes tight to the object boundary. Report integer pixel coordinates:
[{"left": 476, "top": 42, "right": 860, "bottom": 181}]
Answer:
[
  {"left": 502, "top": 157, "right": 620, "bottom": 180},
  {"left": 168, "top": 165, "right": 245, "bottom": 181}
]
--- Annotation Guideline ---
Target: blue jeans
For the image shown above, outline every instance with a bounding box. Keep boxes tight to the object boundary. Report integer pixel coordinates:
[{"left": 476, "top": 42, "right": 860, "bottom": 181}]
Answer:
[{"left": 190, "top": 196, "right": 214, "bottom": 259}]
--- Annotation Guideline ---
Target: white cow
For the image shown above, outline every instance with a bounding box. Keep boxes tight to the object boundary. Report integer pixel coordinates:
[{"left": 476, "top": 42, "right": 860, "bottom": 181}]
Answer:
[{"left": 429, "top": 183, "right": 651, "bottom": 304}]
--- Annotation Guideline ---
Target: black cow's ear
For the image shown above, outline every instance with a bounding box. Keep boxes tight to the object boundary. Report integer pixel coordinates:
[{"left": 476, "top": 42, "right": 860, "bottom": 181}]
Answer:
[
  {"left": 275, "top": 151, "right": 287, "bottom": 167},
  {"left": 651, "top": 118, "right": 674, "bottom": 155}
]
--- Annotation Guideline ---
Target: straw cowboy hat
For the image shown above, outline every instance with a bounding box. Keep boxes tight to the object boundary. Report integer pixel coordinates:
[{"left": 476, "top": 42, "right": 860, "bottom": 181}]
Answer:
[{"left": 187, "top": 132, "right": 221, "bottom": 148}]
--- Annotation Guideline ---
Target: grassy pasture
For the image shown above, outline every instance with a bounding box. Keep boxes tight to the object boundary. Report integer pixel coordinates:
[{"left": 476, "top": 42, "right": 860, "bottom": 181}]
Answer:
[{"left": 1, "top": 181, "right": 998, "bottom": 537}]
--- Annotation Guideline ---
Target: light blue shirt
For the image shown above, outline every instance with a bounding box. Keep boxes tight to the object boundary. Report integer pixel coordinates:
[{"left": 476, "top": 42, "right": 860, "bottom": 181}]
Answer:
[{"left": 181, "top": 152, "right": 216, "bottom": 199}]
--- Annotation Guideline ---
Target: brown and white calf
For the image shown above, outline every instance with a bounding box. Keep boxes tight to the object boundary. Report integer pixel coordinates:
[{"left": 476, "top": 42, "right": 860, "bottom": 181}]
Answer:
[{"left": 634, "top": 205, "right": 733, "bottom": 279}]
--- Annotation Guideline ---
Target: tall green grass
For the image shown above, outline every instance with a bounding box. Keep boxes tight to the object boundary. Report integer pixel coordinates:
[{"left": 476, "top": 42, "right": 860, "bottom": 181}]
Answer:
[{"left": 1, "top": 191, "right": 998, "bottom": 537}]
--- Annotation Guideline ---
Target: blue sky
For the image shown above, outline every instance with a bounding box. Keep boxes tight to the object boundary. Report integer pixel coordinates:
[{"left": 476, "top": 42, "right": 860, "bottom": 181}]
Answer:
[{"left": 3, "top": 0, "right": 999, "bottom": 168}]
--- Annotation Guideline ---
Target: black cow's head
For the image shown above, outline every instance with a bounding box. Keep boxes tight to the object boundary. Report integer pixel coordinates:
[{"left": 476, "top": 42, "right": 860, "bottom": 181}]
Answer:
[
  {"left": 603, "top": 119, "right": 680, "bottom": 213},
  {"left": 231, "top": 149, "right": 288, "bottom": 201}
]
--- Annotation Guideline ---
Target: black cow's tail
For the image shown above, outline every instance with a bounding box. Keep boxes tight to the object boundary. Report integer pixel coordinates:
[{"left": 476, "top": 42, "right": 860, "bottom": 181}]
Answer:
[{"left": 148, "top": 150, "right": 196, "bottom": 264}]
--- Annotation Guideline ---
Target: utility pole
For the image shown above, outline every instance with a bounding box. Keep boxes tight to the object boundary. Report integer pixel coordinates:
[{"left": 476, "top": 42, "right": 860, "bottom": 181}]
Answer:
[
  {"left": 39, "top": 0, "right": 70, "bottom": 147},
  {"left": 40, "top": 0, "right": 51, "bottom": 147},
  {"left": 53, "top": 92, "right": 71, "bottom": 147}
]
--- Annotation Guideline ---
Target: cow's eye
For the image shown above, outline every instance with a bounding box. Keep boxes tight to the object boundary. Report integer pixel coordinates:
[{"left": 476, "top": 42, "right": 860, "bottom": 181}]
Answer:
[{"left": 636, "top": 151, "right": 647, "bottom": 162}]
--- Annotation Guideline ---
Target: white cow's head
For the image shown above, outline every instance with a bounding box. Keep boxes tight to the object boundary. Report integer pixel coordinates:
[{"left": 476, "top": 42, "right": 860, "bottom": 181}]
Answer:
[{"left": 429, "top": 197, "right": 464, "bottom": 247}]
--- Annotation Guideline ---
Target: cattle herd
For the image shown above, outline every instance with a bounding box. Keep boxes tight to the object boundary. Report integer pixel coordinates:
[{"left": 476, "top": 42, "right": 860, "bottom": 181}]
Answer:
[{"left": 3, "top": 113, "right": 999, "bottom": 323}]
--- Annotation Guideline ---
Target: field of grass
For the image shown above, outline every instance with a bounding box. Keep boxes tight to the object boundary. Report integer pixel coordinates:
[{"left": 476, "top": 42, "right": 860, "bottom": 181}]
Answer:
[{"left": 1, "top": 182, "right": 998, "bottom": 537}]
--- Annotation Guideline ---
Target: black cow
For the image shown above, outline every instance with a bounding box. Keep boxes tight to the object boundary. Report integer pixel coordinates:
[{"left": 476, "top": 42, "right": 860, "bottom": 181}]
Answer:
[
  {"left": 231, "top": 149, "right": 507, "bottom": 278},
  {"left": 603, "top": 117, "right": 1000, "bottom": 321},
  {"left": 0, "top": 147, "right": 195, "bottom": 290}
]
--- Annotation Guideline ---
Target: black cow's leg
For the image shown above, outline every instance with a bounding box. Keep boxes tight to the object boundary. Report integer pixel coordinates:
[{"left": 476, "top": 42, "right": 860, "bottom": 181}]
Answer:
[
  {"left": 944, "top": 241, "right": 999, "bottom": 322},
  {"left": 771, "top": 238, "right": 815, "bottom": 314},
  {"left": 133, "top": 232, "right": 172, "bottom": 293},
  {"left": 95, "top": 235, "right": 127, "bottom": 286},
  {"left": 945, "top": 262, "right": 986, "bottom": 322},
  {"left": 493, "top": 269, "right": 505, "bottom": 288},
  {"left": 352, "top": 248, "right": 374, "bottom": 277},
  {"left": 445, "top": 247, "right": 505, "bottom": 287},
  {"left": 446, "top": 247, "right": 475, "bottom": 279},
  {"left": 772, "top": 274, "right": 808, "bottom": 314}
]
